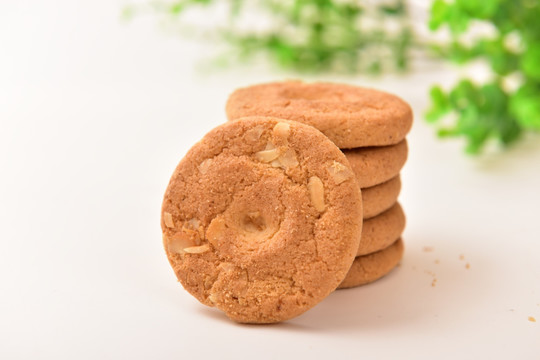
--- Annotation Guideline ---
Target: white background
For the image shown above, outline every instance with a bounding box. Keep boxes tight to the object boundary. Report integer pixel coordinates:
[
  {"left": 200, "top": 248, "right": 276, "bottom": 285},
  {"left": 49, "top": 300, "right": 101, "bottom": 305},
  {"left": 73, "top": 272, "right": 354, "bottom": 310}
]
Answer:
[{"left": 1, "top": 1, "right": 539, "bottom": 359}]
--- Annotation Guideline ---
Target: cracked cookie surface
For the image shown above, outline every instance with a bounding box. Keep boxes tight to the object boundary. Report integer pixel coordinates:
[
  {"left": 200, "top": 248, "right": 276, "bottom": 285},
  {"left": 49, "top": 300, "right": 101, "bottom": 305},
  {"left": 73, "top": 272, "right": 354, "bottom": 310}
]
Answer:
[
  {"left": 161, "top": 117, "right": 362, "bottom": 323},
  {"left": 226, "top": 81, "right": 413, "bottom": 148}
]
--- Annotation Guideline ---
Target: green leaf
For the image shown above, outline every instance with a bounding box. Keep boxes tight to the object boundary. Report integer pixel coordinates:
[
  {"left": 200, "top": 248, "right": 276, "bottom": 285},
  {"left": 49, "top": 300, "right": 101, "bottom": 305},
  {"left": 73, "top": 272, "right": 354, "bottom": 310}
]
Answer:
[
  {"left": 429, "top": 0, "right": 449, "bottom": 30},
  {"left": 425, "top": 86, "right": 450, "bottom": 122},
  {"left": 520, "top": 43, "right": 540, "bottom": 80},
  {"left": 447, "top": 6, "right": 470, "bottom": 34},
  {"left": 509, "top": 84, "right": 540, "bottom": 130},
  {"left": 456, "top": 0, "right": 499, "bottom": 19}
]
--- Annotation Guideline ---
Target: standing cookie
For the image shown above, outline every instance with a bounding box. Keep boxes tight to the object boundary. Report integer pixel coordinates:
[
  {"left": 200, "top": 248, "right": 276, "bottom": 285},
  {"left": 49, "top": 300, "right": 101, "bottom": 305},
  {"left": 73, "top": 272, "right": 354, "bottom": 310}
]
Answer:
[
  {"left": 161, "top": 117, "right": 362, "bottom": 323},
  {"left": 226, "top": 81, "right": 413, "bottom": 148}
]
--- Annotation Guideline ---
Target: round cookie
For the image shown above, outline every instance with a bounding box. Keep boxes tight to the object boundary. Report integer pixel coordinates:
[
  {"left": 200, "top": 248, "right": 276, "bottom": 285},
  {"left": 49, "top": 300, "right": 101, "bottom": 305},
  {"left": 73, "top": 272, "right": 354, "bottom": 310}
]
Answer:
[
  {"left": 226, "top": 81, "right": 413, "bottom": 148},
  {"left": 339, "top": 238, "right": 404, "bottom": 289},
  {"left": 344, "top": 140, "right": 408, "bottom": 188},
  {"left": 161, "top": 117, "right": 363, "bottom": 323},
  {"left": 362, "top": 175, "right": 401, "bottom": 219},
  {"left": 357, "top": 202, "right": 405, "bottom": 257}
]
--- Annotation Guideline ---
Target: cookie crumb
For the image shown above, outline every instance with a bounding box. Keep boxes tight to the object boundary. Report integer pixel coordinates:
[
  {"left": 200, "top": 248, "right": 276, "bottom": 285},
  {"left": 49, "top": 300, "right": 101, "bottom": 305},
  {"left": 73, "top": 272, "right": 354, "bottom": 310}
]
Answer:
[
  {"left": 459, "top": 254, "right": 465, "bottom": 260},
  {"left": 528, "top": 316, "right": 536, "bottom": 323},
  {"left": 434, "top": 259, "right": 440, "bottom": 264},
  {"left": 431, "top": 278, "right": 437, "bottom": 287},
  {"left": 465, "top": 263, "right": 470, "bottom": 269},
  {"left": 422, "top": 246, "right": 434, "bottom": 252}
]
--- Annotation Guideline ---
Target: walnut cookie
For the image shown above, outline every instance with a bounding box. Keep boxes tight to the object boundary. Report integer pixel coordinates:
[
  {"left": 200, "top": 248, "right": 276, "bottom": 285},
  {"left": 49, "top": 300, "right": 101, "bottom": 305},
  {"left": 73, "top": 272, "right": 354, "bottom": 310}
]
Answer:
[
  {"left": 226, "top": 81, "right": 413, "bottom": 148},
  {"left": 161, "top": 117, "right": 363, "bottom": 323}
]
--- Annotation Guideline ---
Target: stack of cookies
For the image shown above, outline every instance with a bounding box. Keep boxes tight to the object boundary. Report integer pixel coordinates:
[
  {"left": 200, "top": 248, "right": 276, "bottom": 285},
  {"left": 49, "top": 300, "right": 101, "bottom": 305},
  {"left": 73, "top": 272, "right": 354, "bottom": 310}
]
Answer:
[
  {"left": 160, "top": 81, "right": 412, "bottom": 324},
  {"left": 226, "top": 81, "right": 412, "bottom": 289}
]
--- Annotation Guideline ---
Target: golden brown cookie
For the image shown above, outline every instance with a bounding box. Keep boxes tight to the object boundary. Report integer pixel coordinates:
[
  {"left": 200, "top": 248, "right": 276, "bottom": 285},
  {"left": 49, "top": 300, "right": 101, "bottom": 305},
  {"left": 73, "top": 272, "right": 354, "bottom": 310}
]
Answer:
[
  {"left": 226, "top": 81, "right": 413, "bottom": 148},
  {"left": 357, "top": 202, "right": 405, "bottom": 257},
  {"left": 161, "top": 117, "right": 362, "bottom": 323},
  {"left": 344, "top": 140, "right": 408, "bottom": 188},
  {"left": 339, "top": 238, "right": 404, "bottom": 289},
  {"left": 362, "top": 175, "right": 401, "bottom": 219}
]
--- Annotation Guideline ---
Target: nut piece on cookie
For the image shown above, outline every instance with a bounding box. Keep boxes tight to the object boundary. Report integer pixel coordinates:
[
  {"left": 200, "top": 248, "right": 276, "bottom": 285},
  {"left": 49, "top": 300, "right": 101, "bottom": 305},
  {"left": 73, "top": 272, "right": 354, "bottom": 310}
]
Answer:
[
  {"left": 272, "top": 122, "right": 290, "bottom": 144},
  {"left": 183, "top": 244, "right": 210, "bottom": 254},
  {"left": 272, "top": 148, "right": 299, "bottom": 169},
  {"left": 327, "top": 161, "right": 353, "bottom": 185},
  {"left": 308, "top": 176, "right": 325, "bottom": 212},
  {"left": 198, "top": 159, "right": 212, "bottom": 174},
  {"left": 255, "top": 143, "right": 280, "bottom": 163},
  {"left": 163, "top": 212, "right": 175, "bottom": 228}
]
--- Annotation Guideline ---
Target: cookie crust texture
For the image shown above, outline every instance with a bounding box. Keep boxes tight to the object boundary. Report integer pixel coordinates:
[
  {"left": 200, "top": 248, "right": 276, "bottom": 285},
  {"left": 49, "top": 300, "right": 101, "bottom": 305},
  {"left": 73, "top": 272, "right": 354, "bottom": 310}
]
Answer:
[
  {"left": 226, "top": 81, "right": 413, "bottom": 149},
  {"left": 362, "top": 175, "right": 401, "bottom": 219},
  {"left": 344, "top": 140, "right": 408, "bottom": 188},
  {"left": 357, "top": 202, "right": 405, "bottom": 257},
  {"left": 161, "top": 117, "right": 363, "bottom": 323},
  {"left": 339, "top": 238, "right": 404, "bottom": 289}
]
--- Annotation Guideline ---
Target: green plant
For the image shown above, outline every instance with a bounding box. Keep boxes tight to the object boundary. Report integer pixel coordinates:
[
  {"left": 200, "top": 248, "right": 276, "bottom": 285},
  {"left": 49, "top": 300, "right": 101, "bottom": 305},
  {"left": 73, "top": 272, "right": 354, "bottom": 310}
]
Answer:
[
  {"left": 426, "top": 0, "right": 540, "bottom": 154},
  {"left": 136, "top": 0, "right": 414, "bottom": 74}
]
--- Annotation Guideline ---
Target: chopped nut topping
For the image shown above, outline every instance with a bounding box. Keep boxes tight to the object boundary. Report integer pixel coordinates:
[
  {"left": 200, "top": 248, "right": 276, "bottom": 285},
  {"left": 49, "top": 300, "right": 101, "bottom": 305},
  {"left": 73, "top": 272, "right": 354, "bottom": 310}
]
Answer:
[
  {"left": 245, "top": 125, "right": 265, "bottom": 142},
  {"left": 183, "top": 244, "right": 210, "bottom": 254},
  {"left": 327, "top": 161, "right": 353, "bottom": 185},
  {"left": 163, "top": 212, "right": 175, "bottom": 228},
  {"left": 255, "top": 147, "right": 280, "bottom": 163},
  {"left": 187, "top": 218, "right": 200, "bottom": 229},
  {"left": 308, "top": 176, "right": 326, "bottom": 212},
  {"left": 206, "top": 217, "right": 227, "bottom": 246},
  {"left": 208, "top": 293, "right": 217, "bottom": 304},
  {"left": 272, "top": 122, "right": 290, "bottom": 143},
  {"left": 277, "top": 148, "right": 299, "bottom": 169},
  {"left": 218, "top": 263, "right": 235, "bottom": 272},
  {"left": 198, "top": 159, "right": 212, "bottom": 174},
  {"left": 165, "top": 232, "right": 197, "bottom": 254}
]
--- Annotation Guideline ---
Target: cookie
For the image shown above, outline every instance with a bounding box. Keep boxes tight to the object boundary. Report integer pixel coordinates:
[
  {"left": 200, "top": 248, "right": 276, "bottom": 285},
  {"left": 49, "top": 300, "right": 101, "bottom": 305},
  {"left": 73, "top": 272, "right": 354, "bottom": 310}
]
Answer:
[
  {"left": 357, "top": 202, "right": 405, "bottom": 257},
  {"left": 344, "top": 140, "right": 408, "bottom": 188},
  {"left": 161, "top": 117, "right": 363, "bottom": 323},
  {"left": 226, "top": 81, "right": 413, "bottom": 148},
  {"left": 339, "top": 238, "right": 404, "bottom": 289},
  {"left": 362, "top": 175, "right": 401, "bottom": 219}
]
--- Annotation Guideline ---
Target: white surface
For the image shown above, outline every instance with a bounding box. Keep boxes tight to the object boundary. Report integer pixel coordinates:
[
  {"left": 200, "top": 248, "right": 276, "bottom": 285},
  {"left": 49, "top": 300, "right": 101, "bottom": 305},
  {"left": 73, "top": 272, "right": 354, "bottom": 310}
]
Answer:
[{"left": 1, "top": 1, "right": 539, "bottom": 359}]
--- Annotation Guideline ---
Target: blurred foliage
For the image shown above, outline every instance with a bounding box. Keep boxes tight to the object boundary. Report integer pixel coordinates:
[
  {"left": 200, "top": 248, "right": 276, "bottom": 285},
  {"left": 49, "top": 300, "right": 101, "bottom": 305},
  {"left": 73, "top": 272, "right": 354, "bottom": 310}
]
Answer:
[
  {"left": 131, "top": 0, "right": 540, "bottom": 155},
  {"left": 426, "top": 0, "right": 540, "bottom": 154},
  {"left": 136, "top": 0, "right": 414, "bottom": 74}
]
